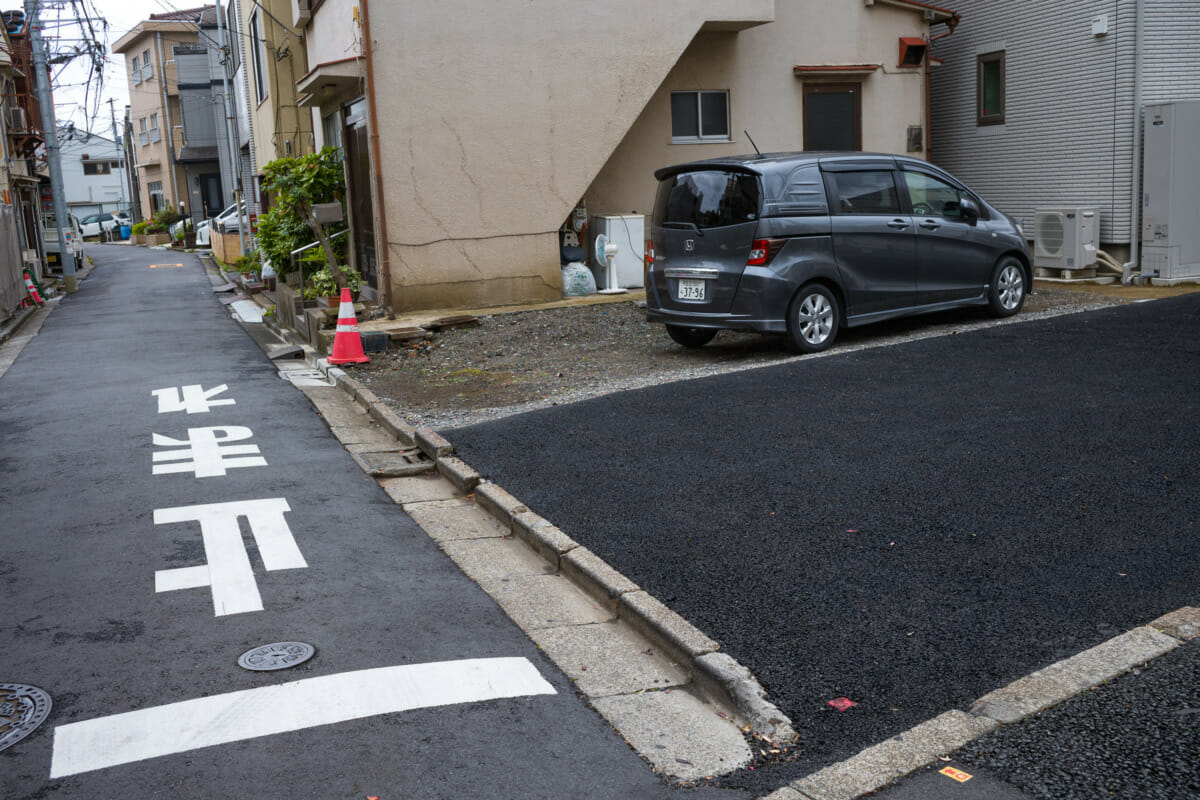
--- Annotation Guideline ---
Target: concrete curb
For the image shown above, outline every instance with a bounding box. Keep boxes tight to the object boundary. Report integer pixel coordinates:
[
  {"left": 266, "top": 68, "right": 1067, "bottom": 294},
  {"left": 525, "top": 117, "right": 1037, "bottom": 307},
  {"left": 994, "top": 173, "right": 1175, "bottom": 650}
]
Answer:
[
  {"left": 309, "top": 356, "right": 800, "bottom": 744},
  {"left": 767, "top": 609, "right": 1199, "bottom": 800}
]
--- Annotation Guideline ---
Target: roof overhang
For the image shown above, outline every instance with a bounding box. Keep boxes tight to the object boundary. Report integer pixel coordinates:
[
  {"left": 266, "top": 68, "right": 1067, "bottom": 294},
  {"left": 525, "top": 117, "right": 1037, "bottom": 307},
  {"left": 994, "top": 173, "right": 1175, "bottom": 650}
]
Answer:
[
  {"left": 865, "top": 0, "right": 958, "bottom": 25},
  {"left": 296, "top": 57, "right": 364, "bottom": 108},
  {"left": 793, "top": 64, "right": 881, "bottom": 78}
]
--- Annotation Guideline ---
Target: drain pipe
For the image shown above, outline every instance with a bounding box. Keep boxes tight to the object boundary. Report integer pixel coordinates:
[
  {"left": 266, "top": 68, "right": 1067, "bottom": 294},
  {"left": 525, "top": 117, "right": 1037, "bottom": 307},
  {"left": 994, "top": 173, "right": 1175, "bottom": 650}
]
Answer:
[
  {"left": 360, "top": 0, "right": 394, "bottom": 317},
  {"left": 1123, "top": 0, "right": 1145, "bottom": 284}
]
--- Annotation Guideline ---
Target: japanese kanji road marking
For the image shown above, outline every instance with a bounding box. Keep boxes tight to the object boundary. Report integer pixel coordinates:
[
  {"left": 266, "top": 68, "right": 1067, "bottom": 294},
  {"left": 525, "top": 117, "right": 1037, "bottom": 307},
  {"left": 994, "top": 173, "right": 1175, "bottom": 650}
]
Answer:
[
  {"left": 153, "top": 384, "right": 236, "bottom": 414},
  {"left": 49, "top": 658, "right": 557, "bottom": 778},
  {"left": 153, "top": 498, "right": 306, "bottom": 616},
  {"left": 152, "top": 426, "right": 266, "bottom": 477}
]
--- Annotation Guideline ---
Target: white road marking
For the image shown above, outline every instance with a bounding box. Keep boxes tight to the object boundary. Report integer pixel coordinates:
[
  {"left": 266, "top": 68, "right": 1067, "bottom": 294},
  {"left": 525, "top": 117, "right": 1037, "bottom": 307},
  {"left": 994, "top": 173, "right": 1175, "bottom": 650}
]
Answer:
[
  {"left": 153, "top": 498, "right": 306, "bottom": 616},
  {"left": 152, "top": 384, "right": 236, "bottom": 414},
  {"left": 152, "top": 426, "right": 267, "bottom": 477},
  {"left": 49, "top": 658, "right": 556, "bottom": 778}
]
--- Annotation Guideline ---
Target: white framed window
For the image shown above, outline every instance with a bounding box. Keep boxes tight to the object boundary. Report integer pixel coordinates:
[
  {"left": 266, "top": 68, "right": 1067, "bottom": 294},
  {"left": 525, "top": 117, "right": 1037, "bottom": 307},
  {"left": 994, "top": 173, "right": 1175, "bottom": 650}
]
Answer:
[
  {"left": 148, "top": 181, "right": 165, "bottom": 212},
  {"left": 142, "top": 48, "right": 153, "bottom": 80},
  {"left": 139, "top": 117, "right": 149, "bottom": 146},
  {"left": 250, "top": 12, "right": 269, "bottom": 103},
  {"left": 131, "top": 55, "right": 142, "bottom": 85},
  {"left": 670, "top": 90, "right": 730, "bottom": 142},
  {"left": 149, "top": 113, "right": 160, "bottom": 143}
]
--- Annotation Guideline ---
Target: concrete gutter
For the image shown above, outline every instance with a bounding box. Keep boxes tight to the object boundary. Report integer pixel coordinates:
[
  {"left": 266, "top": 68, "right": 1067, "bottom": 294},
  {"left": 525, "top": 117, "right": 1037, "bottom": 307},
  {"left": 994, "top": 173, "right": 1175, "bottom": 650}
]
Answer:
[{"left": 315, "top": 361, "right": 798, "bottom": 745}]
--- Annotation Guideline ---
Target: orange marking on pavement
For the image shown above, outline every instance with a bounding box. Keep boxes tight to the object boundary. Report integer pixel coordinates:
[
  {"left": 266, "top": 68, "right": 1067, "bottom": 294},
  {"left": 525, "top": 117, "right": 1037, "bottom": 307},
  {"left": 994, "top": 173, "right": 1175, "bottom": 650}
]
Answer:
[{"left": 149, "top": 264, "right": 184, "bottom": 269}]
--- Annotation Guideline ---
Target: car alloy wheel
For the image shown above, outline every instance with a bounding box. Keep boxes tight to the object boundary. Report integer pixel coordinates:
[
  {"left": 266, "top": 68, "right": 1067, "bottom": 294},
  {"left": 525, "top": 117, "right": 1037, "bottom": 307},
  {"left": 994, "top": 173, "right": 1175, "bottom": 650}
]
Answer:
[
  {"left": 989, "top": 258, "right": 1026, "bottom": 317},
  {"left": 786, "top": 285, "right": 839, "bottom": 353}
]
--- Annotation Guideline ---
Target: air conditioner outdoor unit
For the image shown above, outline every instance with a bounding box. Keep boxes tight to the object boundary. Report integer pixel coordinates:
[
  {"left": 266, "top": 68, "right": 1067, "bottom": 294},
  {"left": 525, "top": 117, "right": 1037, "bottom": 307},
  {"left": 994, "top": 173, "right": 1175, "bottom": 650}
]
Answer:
[
  {"left": 7, "top": 106, "right": 28, "bottom": 131},
  {"left": 292, "top": 0, "right": 313, "bottom": 26},
  {"left": 1034, "top": 206, "right": 1098, "bottom": 270}
]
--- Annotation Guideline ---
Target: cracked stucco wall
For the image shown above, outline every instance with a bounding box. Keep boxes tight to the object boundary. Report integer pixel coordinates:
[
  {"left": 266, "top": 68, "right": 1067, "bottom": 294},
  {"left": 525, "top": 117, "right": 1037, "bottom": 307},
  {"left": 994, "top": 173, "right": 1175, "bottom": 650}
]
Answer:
[{"left": 366, "top": 0, "right": 774, "bottom": 312}]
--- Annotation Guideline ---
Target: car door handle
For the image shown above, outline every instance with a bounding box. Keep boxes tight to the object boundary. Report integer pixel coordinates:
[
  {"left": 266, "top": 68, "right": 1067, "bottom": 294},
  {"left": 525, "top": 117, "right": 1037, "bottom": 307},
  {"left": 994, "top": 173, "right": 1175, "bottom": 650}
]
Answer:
[
  {"left": 886, "top": 219, "right": 910, "bottom": 230},
  {"left": 919, "top": 219, "right": 941, "bottom": 230}
]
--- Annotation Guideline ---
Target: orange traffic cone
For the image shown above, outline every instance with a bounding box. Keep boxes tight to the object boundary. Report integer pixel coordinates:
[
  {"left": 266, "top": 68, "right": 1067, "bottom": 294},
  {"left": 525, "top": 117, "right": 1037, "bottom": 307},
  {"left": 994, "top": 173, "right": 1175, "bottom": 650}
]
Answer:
[
  {"left": 327, "top": 287, "right": 369, "bottom": 364},
  {"left": 23, "top": 270, "right": 43, "bottom": 307}
]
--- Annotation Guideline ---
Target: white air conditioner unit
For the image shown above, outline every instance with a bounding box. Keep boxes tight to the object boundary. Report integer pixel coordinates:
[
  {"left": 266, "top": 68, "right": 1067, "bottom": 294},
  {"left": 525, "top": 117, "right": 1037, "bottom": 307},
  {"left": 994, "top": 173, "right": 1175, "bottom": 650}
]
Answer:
[
  {"left": 1034, "top": 206, "right": 1098, "bottom": 269},
  {"left": 7, "top": 106, "right": 28, "bottom": 131},
  {"left": 292, "top": 0, "right": 313, "bottom": 26}
]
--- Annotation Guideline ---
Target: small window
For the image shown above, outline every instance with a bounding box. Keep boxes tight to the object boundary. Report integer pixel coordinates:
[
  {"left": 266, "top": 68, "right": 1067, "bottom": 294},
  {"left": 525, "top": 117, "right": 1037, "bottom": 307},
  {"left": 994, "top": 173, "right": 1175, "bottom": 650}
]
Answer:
[
  {"left": 977, "top": 51, "right": 1005, "bottom": 125},
  {"left": 142, "top": 49, "right": 153, "bottom": 80},
  {"left": 828, "top": 170, "right": 901, "bottom": 215},
  {"left": 901, "top": 171, "right": 967, "bottom": 219},
  {"left": 670, "top": 91, "right": 730, "bottom": 142},
  {"left": 653, "top": 170, "right": 759, "bottom": 230},
  {"left": 131, "top": 55, "right": 141, "bottom": 85},
  {"left": 250, "top": 12, "right": 269, "bottom": 103},
  {"left": 148, "top": 181, "right": 165, "bottom": 212},
  {"left": 83, "top": 162, "right": 112, "bottom": 176}
]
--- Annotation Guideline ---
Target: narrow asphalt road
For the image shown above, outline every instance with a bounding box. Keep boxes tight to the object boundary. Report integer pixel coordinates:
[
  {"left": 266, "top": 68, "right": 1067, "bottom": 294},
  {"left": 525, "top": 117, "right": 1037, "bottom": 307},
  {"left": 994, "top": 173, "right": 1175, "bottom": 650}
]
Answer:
[
  {"left": 449, "top": 294, "right": 1200, "bottom": 795},
  {"left": 0, "top": 245, "right": 742, "bottom": 799}
]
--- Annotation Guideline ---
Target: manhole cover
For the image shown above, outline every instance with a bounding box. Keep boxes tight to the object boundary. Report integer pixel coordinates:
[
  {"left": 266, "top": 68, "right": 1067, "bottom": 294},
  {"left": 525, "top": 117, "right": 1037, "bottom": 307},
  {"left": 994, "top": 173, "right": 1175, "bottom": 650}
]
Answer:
[
  {"left": 0, "top": 684, "right": 52, "bottom": 752},
  {"left": 237, "top": 642, "right": 316, "bottom": 672}
]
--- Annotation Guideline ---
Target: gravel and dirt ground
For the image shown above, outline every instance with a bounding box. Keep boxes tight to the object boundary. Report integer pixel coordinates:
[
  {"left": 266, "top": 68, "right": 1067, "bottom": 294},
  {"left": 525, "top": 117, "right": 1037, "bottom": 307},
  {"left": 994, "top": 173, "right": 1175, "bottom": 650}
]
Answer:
[{"left": 352, "top": 282, "right": 1197, "bottom": 431}]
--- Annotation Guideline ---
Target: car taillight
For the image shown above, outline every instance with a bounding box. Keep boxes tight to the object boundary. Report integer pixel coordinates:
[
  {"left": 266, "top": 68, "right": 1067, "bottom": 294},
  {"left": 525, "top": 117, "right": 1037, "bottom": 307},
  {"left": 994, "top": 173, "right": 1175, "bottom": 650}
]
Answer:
[
  {"left": 747, "top": 238, "right": 784, "bottom": 267},
  {"left": 645, "top": 240, "right": 655, "bottom": 269}
]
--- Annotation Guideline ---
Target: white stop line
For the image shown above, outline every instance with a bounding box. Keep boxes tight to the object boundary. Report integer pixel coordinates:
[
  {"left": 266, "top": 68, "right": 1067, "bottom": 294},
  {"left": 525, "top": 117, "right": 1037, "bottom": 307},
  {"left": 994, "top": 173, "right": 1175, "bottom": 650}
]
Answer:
[{"left": 50, "top": 657, "right": 555, "bottom": 778}]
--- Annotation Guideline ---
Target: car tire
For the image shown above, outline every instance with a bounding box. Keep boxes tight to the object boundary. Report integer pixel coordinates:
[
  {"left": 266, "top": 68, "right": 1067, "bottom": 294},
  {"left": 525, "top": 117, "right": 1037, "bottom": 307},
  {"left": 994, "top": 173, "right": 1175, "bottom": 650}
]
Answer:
[
  {"left": 988, "top": 257, "right": 1026, "bottom": 317},
  {"left": 785, "top": 284, "right": 839, "bottom": 354},
  {"left": 665, "top": 324, "right": 717, "bottom": 348}
]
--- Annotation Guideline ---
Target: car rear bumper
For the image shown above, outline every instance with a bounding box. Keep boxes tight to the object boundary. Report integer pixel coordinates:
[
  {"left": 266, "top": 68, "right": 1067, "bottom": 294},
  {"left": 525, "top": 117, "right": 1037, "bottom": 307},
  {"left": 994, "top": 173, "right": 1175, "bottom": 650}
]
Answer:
[
  {"left": 645, "top": 307, "right": 786, "bottom": 334},
  {"left": 645, "top": 265, "right": 795, "bottom": 333}
]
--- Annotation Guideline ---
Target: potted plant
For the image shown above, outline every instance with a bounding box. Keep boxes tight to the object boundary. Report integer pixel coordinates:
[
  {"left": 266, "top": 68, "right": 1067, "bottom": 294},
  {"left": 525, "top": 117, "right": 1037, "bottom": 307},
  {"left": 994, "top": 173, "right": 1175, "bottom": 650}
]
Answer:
[{"left": 304, "top": 265, "right": 362, "bottom": 307}]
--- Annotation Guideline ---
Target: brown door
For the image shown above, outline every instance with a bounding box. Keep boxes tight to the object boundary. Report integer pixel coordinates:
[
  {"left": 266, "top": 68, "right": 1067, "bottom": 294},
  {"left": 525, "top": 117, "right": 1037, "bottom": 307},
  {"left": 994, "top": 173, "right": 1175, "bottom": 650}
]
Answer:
[
  {"left": 803, "top": 83, "right": 862, "bottom": 151},
  {"left": 343, "top": 99, "right": 377, "bottom": 290}
]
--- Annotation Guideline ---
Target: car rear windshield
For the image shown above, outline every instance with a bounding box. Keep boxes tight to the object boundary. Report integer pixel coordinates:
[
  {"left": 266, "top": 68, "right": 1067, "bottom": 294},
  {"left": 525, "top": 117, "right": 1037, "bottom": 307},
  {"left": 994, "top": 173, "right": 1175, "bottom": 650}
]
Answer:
[{"left": 654, "top": 170, "right": 759, "bottom": 230}]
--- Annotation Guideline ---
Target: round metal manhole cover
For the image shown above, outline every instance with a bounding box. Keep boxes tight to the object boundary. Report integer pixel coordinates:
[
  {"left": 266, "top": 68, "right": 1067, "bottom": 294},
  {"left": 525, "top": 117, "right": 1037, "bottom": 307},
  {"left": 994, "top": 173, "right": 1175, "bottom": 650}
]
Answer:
[
  {"left": 0, "top": 684, "right": 52, "bottom": 752},
  {"left": 237, "top": 642, "right": 316, "bottom": 672}
]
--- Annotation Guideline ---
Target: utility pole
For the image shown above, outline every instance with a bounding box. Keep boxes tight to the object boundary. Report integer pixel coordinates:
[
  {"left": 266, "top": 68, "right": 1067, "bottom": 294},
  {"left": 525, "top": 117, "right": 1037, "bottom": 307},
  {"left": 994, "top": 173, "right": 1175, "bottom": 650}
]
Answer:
[
  {"left": 26, "top": 0, "right": 77, "bottom": 292},
  {"left": 108, "top": 98, "right": 129, "bottom": 221}
]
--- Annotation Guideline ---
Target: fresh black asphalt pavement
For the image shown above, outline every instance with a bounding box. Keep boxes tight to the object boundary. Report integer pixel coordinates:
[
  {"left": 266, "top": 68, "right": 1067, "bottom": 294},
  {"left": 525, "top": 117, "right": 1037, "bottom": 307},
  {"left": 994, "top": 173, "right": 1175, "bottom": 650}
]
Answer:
[
  {"left": 0, "top": 245, "right": 744, "bottom": 799},
  {"left": 873, "top": 638, "right": 1200, "bottom": 799},
  {"left": 449, "top": 294, "right": 1200, "bottom": 795}
]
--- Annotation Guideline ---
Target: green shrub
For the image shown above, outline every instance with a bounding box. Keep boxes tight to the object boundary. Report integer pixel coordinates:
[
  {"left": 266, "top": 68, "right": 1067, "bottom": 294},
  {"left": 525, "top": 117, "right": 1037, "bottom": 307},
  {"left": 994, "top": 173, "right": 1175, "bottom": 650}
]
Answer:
[
  {"left": 303, "top": 265, "right": 361, "bottom": 299},
  {"left": 131, "top": 222, "right": 148, "bottom": 235}
]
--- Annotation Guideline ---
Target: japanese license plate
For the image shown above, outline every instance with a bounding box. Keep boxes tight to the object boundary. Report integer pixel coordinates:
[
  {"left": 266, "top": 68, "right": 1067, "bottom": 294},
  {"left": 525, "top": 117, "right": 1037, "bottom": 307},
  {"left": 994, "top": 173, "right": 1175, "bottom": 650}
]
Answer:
[{"left": 677, "top": 279, "right": 706, "bottom": 301}]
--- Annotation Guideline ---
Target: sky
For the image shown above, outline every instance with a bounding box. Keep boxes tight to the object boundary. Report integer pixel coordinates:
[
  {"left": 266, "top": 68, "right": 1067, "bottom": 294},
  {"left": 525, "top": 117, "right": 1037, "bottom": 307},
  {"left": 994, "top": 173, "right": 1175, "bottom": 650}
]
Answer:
[{"left": 30, "top": 0, "right": 204, "bottom": 134}]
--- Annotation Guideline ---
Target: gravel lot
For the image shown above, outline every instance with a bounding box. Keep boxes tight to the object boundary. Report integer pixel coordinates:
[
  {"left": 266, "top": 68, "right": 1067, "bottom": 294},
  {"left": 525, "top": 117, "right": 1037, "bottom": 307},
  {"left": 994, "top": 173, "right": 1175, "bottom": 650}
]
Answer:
[{"left": 353, "top": 284, "right": 1178, "bottom": 431}]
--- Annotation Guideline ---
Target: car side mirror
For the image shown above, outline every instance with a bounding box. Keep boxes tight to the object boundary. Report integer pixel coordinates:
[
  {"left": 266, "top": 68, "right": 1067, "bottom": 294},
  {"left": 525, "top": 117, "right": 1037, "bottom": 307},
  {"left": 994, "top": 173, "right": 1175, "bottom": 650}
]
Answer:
[{"left": 960, "top": 196, "right": 980, "bottom": 223}]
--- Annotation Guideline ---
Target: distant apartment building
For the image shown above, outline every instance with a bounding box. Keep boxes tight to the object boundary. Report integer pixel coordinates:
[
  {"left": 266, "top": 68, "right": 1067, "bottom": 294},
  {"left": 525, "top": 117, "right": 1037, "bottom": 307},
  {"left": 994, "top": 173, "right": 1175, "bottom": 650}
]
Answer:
[
  {"left": 113, "top": 8, "right": 211, "bottom": 221},
  {"left": 55, "top": 125, "right": 130, "bottom": 218}
]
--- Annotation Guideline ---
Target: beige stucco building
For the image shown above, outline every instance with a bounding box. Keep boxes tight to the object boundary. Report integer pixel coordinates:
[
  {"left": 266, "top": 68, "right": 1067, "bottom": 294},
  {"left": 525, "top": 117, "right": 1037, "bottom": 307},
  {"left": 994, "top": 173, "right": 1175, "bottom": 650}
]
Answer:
[
  {"left": 114, "top": 15, "right": 201, "bottom": 221},
  {"left": 298, "top": 0, "right": 956, "bottom": 313},
  {"left": 239, "top": 0, "right": 313, "bottom": 178}
]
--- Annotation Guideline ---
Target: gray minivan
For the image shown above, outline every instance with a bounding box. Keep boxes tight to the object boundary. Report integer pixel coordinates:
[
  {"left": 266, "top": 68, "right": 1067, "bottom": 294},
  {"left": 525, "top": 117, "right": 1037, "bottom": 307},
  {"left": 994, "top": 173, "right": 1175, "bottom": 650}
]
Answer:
[{"left": 645, "top": 152, "right": 1032, "bottom": 353}]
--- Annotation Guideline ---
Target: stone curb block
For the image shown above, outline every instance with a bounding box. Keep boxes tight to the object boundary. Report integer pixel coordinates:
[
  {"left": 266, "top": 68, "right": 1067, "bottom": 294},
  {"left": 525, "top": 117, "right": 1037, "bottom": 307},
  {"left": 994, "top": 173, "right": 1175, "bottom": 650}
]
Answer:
[
  {"left": 474, "top": 482, "right": 526, "bottom": 528},
  {"left": 1150, "top": 606, "right": 1200, "bottom": 640},
  {"left": 560, "top": 547, "right": 640, "bottom": 612},
  {"left": 619, "top": 590, "right": 720, "bottom": 669},
  {"left": 436, "top": 456, "right": 481, "bottom": 493},
  {"left": 760, "top": 789, "right": 805, "bottom": 800},
  {"left": 353, "top": 384, "right": 382, "bottom": 411},
  {"left": 511, "top": 511, "right": 578, "bottom": 569},
  {"left": 415, "top": 428, "right": 453, "bottom": 460},
  {"left": 970, "top": 626, "right": 1180, "bottom": 724},
  {"left": 693, "top": 653, "right": 797, "bottom": 744},
  {"left": 788, "top": 711, "right": 999, "bottom": 800},
  {"left": 368, "top": 403, "right": 417, "bottom": 447}
]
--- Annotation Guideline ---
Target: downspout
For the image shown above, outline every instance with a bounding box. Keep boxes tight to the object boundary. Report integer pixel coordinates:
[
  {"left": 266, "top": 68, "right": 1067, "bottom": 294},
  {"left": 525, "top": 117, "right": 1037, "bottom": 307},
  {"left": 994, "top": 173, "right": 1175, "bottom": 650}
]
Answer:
[
  {"left": 359, "top": 0, "right": 393, "bottom": 317},
  {"left": 925, "top": 13, "right": 960, "bottom": 159},
  {"left": 156, "top": 32, "right": 182, "bottom": 212},
  {"left": 1123, "top": 0, "right": 1144, "bottom": 284}
]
